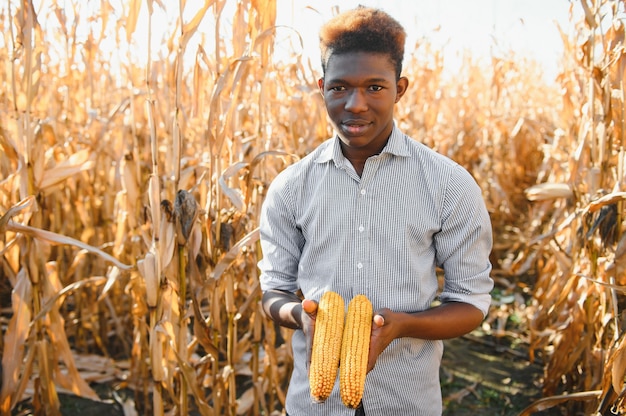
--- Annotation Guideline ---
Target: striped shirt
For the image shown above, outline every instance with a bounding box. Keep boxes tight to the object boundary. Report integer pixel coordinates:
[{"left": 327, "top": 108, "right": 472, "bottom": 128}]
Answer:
[{"left": 258, "top": 125, "right": 493, "bottom": 416}]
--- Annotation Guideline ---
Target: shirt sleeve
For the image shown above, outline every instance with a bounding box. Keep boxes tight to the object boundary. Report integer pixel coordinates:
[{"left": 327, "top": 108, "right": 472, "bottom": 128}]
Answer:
[
  {"left": 435, "top": 165, "right": 494, "bottom": 316},
  {"left": 257, "top": 171, "right": 304, "bottom": 293}
]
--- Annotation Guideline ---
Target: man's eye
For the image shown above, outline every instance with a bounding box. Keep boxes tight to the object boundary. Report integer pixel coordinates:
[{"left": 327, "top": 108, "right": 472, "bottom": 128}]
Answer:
[
  {"left": 330, "top": 86, "right": 345, "bottom": 92},
  {"left": 370, "top": 85, "right": 383, "bottom": 91}
]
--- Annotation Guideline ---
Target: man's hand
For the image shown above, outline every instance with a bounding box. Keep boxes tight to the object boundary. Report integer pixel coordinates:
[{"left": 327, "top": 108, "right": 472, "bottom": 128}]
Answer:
[
  {"left": 261, "top": 290, "right": 322, "bottom": 372},
  {"left": 365, "top": 302, "right": 486, "bottom": 372},
  {"left": 301, "top": 298, "right": 318, "bottom": 372},
  {"left": 367, "top": 308, "right": 395, "bottom": 373}
]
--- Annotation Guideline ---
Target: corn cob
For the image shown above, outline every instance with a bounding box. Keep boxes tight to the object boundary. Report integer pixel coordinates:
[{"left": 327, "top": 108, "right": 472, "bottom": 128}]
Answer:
[
  {"left": 340, "top": 294, "right": 373, "bottom": 409},
  {"left": 309, "top": 291, "right": 345, "bottom": 402}
]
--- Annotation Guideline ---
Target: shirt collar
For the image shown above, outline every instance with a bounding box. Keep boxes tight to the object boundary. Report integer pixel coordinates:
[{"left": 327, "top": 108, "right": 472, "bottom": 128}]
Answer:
[{"left": 315, "top": 124, "right": 410, "bottom": 166}]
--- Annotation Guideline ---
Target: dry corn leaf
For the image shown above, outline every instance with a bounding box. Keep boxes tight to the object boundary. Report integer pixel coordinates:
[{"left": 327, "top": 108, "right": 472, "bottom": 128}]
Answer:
[
  {"left": 580, "top": 0, "right": 597, "bottom": 29},
  {"left": 219, "top": 162, "right": 247, "bottom": 211},
  {"left": 578, "top": 273, "right": 626, "bottom": 292},
  {"left": 4, "top": 220, "right": 134, "bottom": 271},
  {"left": 253, "top": 0, "right": 277, "bottom": 63},
  {"left": 11, "top": 340, "right": 37, "bottom": 410},
  {"left": 31, "top": 276, "right": 106, "bottom": 324},
  {"left": 237, "top": 281, "right": 261, "bottom": 317},
  {"left": 166, "top": 336, "right": 214, "bottom": 416},
  {"left": 43, "top": 263, "right": 100, "bottom": 401},
  {"left": 121, "top": 155, "right": 139, "bottom": 228},
  {"left": 518, "top": 390, "right": 602, "bottom": 416},
  {"left": 0, "top": 195, "right": 36, "bottom": 230},
  {"left": 610, "top": 232, "right": 626, "bottom": 283},
  {"left": 612, "top": 334, "right": 626, "bottom": 394},
  {"left": 235, "top": 386, "right": 255, "bottom": 415},
  {"left": 0, "top": 269, "right": 32, "bottom": 414},
  {"left": 125, "top": 0, "right": 142, "bottom": 43},
  {"left": 38, "top": 148, "right": 95, "bottom": 190},
  {"left": 14, "top": 3, "right": 42, "bottom": 113},
  {"left": 252, "top": 26, "right": 279, "bottom": 54},
  {"left": 181, "top": 0, "right": 214, "bottom": 49},
  {"left": 209, "top": 227, "right": 259, "bottom": 281},
  {"left": 232, "top": 0, "right": 246, "bottom": 58},
  {"left": 98, "top": 266, "right": 122, "bottom": 301},
  {"left": 191, "top": 294, "right": 220, "bottom": 359},
  {"left": 525, "top": 183, "right": 573, "bottom": 201},
  {"left": 207, "top": 56, "right": 253, "bottom": 152},
  {"left": 583, "top": 191, "right": 626, "bottom": 214}
]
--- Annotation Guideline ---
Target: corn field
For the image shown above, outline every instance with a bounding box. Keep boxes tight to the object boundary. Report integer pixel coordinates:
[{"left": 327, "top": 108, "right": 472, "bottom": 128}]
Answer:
[{"left": 1, "top": 0, "right": 626, "bottom": 415}]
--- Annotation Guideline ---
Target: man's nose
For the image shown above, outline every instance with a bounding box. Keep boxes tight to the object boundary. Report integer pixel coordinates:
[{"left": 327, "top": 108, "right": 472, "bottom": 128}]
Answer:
[{"left": 345, "top": 89, "right": 368, "bottom": 112}]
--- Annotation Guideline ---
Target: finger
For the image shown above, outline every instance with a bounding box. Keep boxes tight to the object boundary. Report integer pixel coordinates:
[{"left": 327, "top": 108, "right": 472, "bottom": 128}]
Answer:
[
  {"left": 302, "top": 298, "right": 318, "bottom": 315},
  {"left": 373, "top": 313, "right": 385, "bottom": 327}
]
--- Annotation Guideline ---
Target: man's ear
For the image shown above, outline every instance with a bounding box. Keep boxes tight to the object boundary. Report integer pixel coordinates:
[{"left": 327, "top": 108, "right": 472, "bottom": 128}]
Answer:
[
  {"left": 395, "top": 76, "right": 409, "bottom": 103},
  {"left": 318, "top": 77, "right": 324, "bottom": 95}
]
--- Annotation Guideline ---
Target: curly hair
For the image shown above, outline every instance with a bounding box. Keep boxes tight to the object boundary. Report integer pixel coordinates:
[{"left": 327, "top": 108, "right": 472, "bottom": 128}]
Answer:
[{"left": 319, "top": 6, "right": 406, "bottom": 79}]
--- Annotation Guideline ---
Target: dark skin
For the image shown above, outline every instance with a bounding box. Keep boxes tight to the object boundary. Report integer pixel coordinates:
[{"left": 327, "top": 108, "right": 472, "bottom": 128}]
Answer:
[
  {"left": 318, "top": 51, "right": 407, "bottom": 176},
  {"left": 261, "top": 51, "right": 485, "bottom": 373},
  {"left": 261, "top": 290, "right": 484, "bottom": 373}
]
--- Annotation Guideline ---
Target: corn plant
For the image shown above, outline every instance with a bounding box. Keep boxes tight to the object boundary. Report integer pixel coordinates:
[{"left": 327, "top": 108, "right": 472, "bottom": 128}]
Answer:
[{"left": 3, "top": 0, "right": 626, "bottom": 415}]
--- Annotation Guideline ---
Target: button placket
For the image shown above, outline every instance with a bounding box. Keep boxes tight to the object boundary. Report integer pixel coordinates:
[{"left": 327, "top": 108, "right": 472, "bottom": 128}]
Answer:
[{"left": 354, "top": 184, "right": 368, "bottom": 275}]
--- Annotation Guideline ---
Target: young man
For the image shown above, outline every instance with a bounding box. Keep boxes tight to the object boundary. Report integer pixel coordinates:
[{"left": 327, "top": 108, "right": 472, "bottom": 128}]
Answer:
[{"left": 258, "top": 6, "right": 493, "bottom": 415}]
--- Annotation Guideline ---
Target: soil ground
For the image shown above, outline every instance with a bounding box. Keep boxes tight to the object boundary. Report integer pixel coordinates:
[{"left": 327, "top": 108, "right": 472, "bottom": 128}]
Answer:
[
  {"left": 11, "top": 331, "right": 560, "bottom": 416},
  {"left": 440, "top": 333, "right": 559, "bottom": 416}
]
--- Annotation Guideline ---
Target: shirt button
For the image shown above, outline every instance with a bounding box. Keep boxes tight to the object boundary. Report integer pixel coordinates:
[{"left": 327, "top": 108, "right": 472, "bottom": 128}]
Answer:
[
  {"left": 358, "top": 225, "right": 364, "bottom": 232},
  {"left": 357, "top": 262, "right": 363, "bottom": 269},
  {"left": 360, "top": 189, "right": 366, "bottom": 196}
]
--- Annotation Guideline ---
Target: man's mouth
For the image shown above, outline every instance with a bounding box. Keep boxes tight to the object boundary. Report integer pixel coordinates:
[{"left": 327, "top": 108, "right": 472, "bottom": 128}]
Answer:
[{"left": 342, "top": 121, "right": 370, "bottom": 135}]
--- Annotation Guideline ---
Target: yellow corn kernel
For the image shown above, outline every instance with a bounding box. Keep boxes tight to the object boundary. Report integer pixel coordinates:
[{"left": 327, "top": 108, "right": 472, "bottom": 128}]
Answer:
[
  {"left": 309, "top": 291, "right": 345, "bottom": 402},
  {"left": 340, "top": 294, "right": 373, "bottom": 409}
]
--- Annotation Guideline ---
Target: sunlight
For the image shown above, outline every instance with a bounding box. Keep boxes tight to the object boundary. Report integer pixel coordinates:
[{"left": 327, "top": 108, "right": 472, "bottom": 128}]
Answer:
[
  {"left": 277, "top": 0, "right": 574, "bottom": 83},
  {"left": 12, "top": 0, "right": 575, "bottom": 84}
]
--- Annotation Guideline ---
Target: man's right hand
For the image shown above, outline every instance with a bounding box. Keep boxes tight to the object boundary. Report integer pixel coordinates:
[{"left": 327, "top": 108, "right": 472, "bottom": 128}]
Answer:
[
  {"left": 301, "top": 298, "right": 318, "bottom": 372},
  {"left": 261, "top": 291, "right": 322, "bottom": 372}
]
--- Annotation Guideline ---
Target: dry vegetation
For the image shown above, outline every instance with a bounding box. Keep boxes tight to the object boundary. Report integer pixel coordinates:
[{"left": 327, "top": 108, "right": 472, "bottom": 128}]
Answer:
[{"left": 1, "top": 0, "right": 626, "bottom": 415}]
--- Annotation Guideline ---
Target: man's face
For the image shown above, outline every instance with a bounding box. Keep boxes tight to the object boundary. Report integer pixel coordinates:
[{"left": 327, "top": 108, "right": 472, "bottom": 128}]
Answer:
[{"left": 318, "top": 51, "right": 408, "bottom": 156}]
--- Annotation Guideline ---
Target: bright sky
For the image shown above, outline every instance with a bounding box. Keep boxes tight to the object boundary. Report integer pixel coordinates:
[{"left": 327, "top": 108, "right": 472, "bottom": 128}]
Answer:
[
  {"left": 3, "top": 0, "right": 575, "bottom": 85},
  {"left": 276, "top": 0, "right": 574, "bottom": 83}
]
